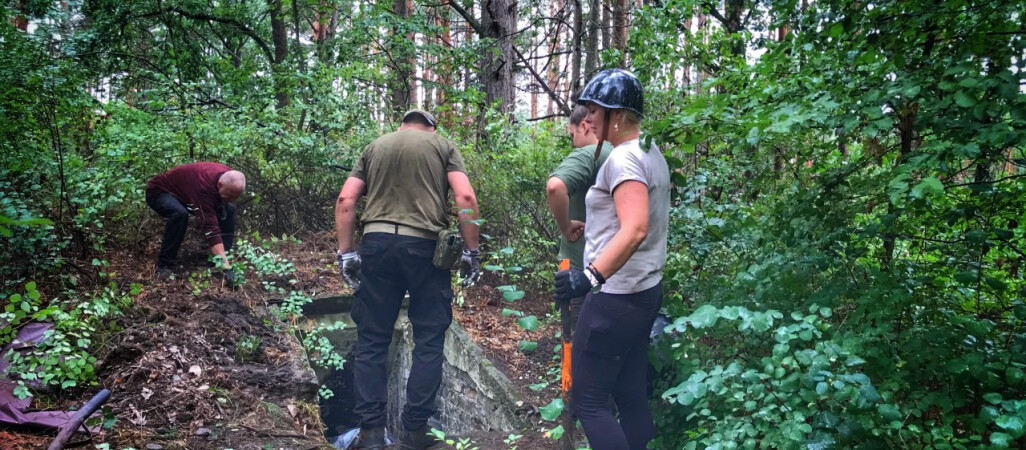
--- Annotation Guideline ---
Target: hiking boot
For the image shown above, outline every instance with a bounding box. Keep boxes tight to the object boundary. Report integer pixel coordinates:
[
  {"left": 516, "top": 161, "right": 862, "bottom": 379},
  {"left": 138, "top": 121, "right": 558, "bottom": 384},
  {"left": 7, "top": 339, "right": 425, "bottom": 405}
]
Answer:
[
  {"left": 399, "top": 427, "right": 436, "bottom": 449},
  {"left": 155, "top": 265, "right": 174, "bottom": 280},
  {"left": 354, "top": 427, "right": 385, "bottom": 450}
]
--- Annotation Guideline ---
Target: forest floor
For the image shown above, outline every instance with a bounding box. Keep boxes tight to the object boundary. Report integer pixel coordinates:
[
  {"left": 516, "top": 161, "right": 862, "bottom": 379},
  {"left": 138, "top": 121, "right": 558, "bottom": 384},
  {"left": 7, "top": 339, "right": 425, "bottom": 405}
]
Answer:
[{"left": 4, "top": 231, "right": 571, "bottom": 450}]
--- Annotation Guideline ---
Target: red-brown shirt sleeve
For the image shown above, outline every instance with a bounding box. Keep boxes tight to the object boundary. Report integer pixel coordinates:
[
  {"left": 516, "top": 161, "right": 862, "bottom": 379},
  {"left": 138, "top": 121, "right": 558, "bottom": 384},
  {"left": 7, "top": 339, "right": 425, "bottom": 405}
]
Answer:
[{"left": 146, "top": 162, "right": 231, "bottom": 246}]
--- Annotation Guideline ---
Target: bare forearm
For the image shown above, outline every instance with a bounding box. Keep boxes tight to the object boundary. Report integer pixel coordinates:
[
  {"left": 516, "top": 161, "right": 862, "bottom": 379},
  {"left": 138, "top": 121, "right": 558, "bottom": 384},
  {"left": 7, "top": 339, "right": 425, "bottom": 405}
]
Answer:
[
  {"left": 455, "top": 196, "right": 480, "bottom": 249},
  {"left": 546, "top": 180, "right": 574, "bottom": 234},
  {"left": 335, "top": 198, "right": 357, "bottom": 252}
]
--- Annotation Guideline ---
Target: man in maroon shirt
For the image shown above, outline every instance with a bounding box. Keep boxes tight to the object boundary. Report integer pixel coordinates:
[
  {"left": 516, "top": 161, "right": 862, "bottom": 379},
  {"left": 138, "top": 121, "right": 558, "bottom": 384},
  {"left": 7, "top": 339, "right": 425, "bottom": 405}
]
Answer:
[{"left": 145, "top": 162, "right": 246, "bottom": 282}]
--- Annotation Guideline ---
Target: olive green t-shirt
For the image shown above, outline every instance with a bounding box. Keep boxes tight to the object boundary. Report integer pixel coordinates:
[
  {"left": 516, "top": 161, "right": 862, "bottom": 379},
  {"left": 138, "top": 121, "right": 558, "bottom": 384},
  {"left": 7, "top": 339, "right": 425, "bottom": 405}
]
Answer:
[
  {"left": 349, "top": 129, "right": 467, "bottom": 234},
  {"left": 549, "top": 142, "right": 613, "bottom": 269}
]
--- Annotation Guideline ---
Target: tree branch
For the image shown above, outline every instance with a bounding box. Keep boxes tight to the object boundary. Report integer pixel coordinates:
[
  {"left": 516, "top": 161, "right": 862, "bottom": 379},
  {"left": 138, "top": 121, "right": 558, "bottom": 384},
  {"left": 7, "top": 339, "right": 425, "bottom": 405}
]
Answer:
[
  {"left": 139, "top": 7, "right": 276, "bottom": 63},
  {"left": 444, "top": 0, "right": 570, "bottom": 114}
]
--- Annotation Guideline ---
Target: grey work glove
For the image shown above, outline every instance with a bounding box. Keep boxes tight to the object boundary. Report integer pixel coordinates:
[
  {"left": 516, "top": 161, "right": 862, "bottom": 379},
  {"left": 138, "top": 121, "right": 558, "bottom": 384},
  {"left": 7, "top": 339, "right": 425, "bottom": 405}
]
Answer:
[
  {"left": 459, "top": 248, "right": 481, "bottom": 287},
  {"left": 337, "top": 250, "right": 361, "bottom": 291}
]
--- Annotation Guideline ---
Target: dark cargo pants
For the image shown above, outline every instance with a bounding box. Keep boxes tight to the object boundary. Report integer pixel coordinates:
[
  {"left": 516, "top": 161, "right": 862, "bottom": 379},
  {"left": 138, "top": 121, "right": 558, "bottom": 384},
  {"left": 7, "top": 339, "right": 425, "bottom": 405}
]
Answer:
[
  {"left": 351, "top": 232, "right": 453, "bottom": 431},
  {"left": 146, "top": 192, "right": 235, "bottom": 268}
]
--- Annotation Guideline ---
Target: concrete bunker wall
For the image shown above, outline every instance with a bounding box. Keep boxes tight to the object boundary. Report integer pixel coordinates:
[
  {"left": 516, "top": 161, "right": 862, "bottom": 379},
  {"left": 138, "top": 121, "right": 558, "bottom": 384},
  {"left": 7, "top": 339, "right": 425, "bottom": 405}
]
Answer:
[{"left": 302, "top": 295, "right": 525, "bottom": 437}]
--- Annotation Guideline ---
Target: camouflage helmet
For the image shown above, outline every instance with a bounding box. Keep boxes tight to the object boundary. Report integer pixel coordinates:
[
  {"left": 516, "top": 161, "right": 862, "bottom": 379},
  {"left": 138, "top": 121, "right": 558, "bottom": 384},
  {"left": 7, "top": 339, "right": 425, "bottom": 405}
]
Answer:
[{"left": 576, "top": 68, "right": 644, "bottom": 117}]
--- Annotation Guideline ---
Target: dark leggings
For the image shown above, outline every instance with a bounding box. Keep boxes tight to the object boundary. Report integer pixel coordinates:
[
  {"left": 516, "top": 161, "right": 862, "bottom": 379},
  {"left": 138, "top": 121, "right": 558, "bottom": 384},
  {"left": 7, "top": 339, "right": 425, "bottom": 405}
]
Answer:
[{"left": 571, "top": 283, "right": 662, "bottom": 450}]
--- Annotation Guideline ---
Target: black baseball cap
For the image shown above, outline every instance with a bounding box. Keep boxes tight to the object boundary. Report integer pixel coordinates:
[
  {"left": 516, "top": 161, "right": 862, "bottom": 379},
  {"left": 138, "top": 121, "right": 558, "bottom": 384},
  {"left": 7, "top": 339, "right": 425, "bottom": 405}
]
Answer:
[{"left": 401, "top": 109, "right": 438, "bottom": 127}]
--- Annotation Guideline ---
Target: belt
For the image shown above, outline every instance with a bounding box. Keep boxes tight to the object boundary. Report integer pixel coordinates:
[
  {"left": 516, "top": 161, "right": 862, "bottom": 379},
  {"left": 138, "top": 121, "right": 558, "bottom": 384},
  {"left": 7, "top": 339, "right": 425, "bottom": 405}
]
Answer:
[{"left": 363, "top": 222, "right": 437, "bottom": 240}]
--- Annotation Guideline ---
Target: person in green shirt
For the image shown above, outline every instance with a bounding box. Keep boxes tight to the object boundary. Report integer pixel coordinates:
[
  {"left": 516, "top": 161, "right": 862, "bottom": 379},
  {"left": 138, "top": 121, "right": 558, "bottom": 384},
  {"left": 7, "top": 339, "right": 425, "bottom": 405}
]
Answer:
[{"left": 546, "top": 104, "right": 613, "bottom": 328}]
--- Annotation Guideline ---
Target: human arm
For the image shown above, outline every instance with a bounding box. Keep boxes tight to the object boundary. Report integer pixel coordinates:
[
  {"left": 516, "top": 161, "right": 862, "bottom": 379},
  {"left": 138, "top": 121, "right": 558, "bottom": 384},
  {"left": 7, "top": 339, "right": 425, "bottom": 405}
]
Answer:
[
  {"left": 554, "top": 181, "right": 649, "bottom": 300},
  {"left": 545, "top": 177, "right": 584, "bottom": 242},
  {"left": 448, "top": 171, "right": 479, "bottom": 249},
  {"left": 334, "top": 177, "right": 367, "bottom": 253},
  {"left": 210, "top": 243, "right": 230, "bottom": 268},
  {"left": 587, "top": 180, "right": 649, "bottom": 280}
]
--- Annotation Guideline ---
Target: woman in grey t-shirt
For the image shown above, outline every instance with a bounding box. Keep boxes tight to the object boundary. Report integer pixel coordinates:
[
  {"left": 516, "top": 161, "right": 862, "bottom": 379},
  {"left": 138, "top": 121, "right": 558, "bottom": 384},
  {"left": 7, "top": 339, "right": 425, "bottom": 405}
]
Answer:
[{"left": 553, "top": 69, "right": 670, "bottom": 449}]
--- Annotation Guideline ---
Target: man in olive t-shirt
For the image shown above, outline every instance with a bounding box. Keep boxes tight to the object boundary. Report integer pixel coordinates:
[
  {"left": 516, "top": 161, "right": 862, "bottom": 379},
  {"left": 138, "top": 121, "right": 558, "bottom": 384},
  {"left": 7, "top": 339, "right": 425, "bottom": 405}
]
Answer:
[
  {"left": 546, "top": 105, "right": 613, "bottom": 328},
  {"left": 333, "top": 109, "right": 481, "bottom": 450}
]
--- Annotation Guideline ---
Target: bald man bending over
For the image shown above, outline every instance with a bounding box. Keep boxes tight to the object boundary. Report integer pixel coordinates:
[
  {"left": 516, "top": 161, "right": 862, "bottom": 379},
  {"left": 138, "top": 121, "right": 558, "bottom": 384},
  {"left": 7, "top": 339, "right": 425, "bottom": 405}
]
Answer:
[{"left": 146, "top": 162, "right": 246, "bottom": 284}]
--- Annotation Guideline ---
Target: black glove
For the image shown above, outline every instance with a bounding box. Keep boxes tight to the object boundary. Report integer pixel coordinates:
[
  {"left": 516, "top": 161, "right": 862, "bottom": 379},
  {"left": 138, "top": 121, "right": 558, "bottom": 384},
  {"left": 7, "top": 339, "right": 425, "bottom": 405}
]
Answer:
[
  {"left": 337, "top": 250, "right": 361, "bottom": 291},
  {"left": 459, "top": 248, "right": 481, "bottom": 287},
  {"left": 221, "top": 268, "right": 238, "bottom": 290},
  {"left": 554, "top": 267, "right": 596, "bottom": 301}
]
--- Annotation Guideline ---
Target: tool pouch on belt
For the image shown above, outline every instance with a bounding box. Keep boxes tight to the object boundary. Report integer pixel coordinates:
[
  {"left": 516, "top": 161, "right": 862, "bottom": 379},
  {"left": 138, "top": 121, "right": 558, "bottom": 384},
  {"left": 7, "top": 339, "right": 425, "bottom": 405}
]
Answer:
[{"left": 432, "top": 229, "right": 463, "bottom": 269}]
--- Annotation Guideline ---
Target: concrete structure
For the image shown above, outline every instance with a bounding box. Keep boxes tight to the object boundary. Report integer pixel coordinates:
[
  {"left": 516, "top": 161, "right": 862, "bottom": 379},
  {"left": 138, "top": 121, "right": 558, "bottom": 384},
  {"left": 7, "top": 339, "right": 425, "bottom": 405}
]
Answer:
[{"left": 300, "top": 295, "right": 526, "bottom": 437}]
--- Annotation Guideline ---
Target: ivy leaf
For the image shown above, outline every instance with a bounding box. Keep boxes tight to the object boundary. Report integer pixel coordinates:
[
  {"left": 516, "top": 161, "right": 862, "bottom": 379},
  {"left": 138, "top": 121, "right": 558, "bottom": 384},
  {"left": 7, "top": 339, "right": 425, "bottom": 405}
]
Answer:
[
  {"left": 539, "top": 398, "right": 563, "bottom": 421},
  {"left": 518, "top": 340, "right": 537, "bottom": 352}
]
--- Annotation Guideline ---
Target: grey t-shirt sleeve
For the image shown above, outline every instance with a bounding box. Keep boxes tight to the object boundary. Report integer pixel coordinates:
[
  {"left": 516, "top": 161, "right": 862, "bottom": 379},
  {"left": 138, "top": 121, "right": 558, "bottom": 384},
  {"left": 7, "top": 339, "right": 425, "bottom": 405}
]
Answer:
[
  {"left": 550, "top": 147, "right": 596, "bottom": 195},
  {"left": 606, "top": 146, "right": 650, "bottom": 192}
]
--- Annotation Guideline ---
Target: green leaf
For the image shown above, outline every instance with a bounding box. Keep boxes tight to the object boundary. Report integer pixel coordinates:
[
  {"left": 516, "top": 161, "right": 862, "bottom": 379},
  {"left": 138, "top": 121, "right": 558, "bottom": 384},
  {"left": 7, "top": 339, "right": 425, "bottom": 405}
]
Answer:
[
  {"left": 547, "top": 425, "right": 564, "bottom": 440},
  {"left": 954, "top": 271, "right": 978, "bottom": 284},
  {"left": 502, "top": 290, "right": 525, "bottom": 302},
  {"left": 539, "top": 398, "right": 563, "bottom": 421},
  {"left": 995, "top": 415, "right": 1025, "bottom": 434},
  {"left": 517, "top": 316, "right": 539, "bottom": 331},
  {"left": 910, "top": 177, "right": 944, "bottom": 198},
  {"left": 829, "top": 23, "right": 844, "bottom": 38},
  {"left": 687, "top": 304, "right": 720, "bottom": 328},
  {"left": 990, "top": 432, "right": 1012, "bottom": 447},
  {"left": 983, "top": 392, "right": 1003, "bottom": 404},
  {"left": 501, "top": 308, "right": 523, "bottom": 317},
  {"left": 518, "top": 340, "right": 538, "bottom": 352},
  {"left": 955, "top": 91, "right": 977, "bottom": 107}
]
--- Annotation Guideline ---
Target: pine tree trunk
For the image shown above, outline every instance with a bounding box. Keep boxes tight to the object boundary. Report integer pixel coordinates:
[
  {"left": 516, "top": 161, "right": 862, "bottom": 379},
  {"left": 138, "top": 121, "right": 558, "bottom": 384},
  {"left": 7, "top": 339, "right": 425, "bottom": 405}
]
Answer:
[
  {"left": 269, "top": 0, "right": 290, "bottom": 109},
  {"left": 390, "top": 0, "right": 414, "bottom": 116},
  {"left": 612, "top": 0, "right": 628, "bottom": 66},
  {"left": 583, "top": 0, "right": 600, "bottom": 81},
  {"left": 481, "top": 0, "right": 517, "bottom": 119},
  {"left": 570, "top": 0, "right": 583, "bottom": 97}
]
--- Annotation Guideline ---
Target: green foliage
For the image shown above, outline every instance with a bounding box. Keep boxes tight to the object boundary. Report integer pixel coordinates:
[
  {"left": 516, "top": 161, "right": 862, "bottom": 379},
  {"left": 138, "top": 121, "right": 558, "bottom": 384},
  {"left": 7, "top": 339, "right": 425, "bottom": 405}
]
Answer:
[
  {"left": 634, "top": 0, "right": 1026, "bottom": 447},
  {"left": 463, "top": 120, "right": 568, "bottom": 291},
  {"left": 1, "top": 278, "right": 137, "bottom": 398}
]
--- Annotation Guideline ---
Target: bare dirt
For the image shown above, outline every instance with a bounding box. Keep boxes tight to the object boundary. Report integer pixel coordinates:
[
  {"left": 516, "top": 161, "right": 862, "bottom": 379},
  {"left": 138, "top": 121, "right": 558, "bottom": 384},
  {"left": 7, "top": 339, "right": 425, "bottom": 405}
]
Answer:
[{"left": 7, "top": 230, "right": 570, "bottom": 449}]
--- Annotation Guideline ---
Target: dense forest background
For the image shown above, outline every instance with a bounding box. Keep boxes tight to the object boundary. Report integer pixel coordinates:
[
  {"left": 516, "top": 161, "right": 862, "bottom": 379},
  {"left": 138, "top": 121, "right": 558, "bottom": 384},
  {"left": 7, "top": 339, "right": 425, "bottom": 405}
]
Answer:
[{"left": 2, "top": 0, "right": 1026, "bottom": 447}]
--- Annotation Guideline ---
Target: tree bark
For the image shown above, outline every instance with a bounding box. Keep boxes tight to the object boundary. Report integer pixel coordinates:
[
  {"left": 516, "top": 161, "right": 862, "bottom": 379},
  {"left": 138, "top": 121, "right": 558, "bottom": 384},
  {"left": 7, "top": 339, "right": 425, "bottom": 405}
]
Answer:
[
  {"left": 390, "top": 0, "right": 414, "bottom": 116},
  {"left": 612, "top": 0, "right": 628, "bottom": 66},
  {"left": 480, "top": 0, "right": 518, "bottom": 119},
  {"left": 570, "top": 0, "right": 583, "bottom": 97},
  {"left": 269, "top": 0, "right": 290, "bottom": 109},
  {"left": 583, "top": 0, "right": 600, "bottom": 80},
  {"left": 547, "top": 0, "right": 563, "bottom": 114}
]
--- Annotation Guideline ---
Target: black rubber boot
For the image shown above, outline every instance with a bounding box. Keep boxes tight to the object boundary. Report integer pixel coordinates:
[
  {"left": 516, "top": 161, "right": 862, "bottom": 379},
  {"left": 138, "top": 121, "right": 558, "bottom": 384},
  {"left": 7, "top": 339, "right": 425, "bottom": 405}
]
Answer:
[
  {"left": 355, "top": 427, "right": 385, "bottom": 450},
  {"left": 399, "top": 427, "right": 436, "bottom": 449}
]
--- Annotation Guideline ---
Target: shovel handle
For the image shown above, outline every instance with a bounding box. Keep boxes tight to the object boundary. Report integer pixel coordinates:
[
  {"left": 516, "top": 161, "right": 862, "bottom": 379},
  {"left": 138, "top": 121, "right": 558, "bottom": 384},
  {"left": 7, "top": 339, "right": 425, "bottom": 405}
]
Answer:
[{"left": 558, "top": 258, "right": 575, "bottom": 449}]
